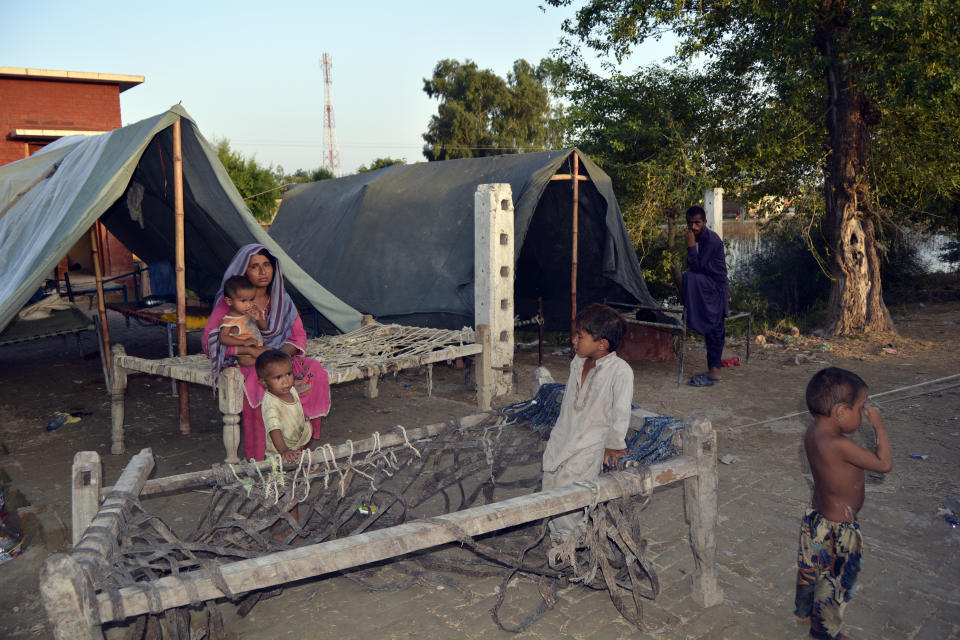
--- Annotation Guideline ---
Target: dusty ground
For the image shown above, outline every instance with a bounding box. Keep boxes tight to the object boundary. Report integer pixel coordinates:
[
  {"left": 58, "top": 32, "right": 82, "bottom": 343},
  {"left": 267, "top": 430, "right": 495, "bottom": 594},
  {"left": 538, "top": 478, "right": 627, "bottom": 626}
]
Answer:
[{"left": 1, "top": 300, "right": 958, "bottom": 639}]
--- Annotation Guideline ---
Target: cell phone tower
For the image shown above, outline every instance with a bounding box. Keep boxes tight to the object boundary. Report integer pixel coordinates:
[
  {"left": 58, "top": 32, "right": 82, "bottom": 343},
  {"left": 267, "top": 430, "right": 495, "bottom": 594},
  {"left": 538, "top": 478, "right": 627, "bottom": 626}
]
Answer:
[{"left": 320, "top": 53, "right": 341, "bottom": 177}]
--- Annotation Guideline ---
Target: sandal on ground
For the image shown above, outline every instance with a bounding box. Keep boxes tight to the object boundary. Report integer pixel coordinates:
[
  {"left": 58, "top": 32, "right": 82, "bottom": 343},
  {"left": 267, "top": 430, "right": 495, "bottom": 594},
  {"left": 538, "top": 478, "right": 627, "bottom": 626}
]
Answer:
[{"left": 688, "top": 373, "right": 716, "bottom": 387}]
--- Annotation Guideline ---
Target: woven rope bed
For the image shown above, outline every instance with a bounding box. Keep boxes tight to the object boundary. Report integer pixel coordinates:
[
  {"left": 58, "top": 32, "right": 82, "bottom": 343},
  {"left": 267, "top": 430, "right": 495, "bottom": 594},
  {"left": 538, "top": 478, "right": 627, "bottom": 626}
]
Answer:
[
  {"left": 109, "top": 323, "right": 483, "bottom": 462},
  {"left": 50, "top": 385, "right": 725, "bottom": 640}
]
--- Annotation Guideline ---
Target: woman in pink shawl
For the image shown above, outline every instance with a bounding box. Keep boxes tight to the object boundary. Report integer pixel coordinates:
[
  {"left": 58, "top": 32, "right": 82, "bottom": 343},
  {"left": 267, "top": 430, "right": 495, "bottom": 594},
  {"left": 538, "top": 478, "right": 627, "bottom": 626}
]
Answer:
[{"left": 203, "top": 244, "right": 330, "bottom": 461}]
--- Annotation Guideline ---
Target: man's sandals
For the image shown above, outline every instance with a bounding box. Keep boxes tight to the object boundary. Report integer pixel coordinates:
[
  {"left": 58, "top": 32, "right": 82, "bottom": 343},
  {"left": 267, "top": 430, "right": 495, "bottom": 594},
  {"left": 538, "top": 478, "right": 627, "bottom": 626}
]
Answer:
[{"left": 688, "top": 372, "right": 717, "bottom": 387}]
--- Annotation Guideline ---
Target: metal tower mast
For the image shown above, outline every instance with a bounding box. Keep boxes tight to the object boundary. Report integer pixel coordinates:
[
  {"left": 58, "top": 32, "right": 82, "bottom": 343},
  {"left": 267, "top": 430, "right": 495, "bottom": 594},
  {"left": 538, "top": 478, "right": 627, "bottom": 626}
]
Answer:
[{"left": 320, "top": 53, "right": 341, "bottom": 177}]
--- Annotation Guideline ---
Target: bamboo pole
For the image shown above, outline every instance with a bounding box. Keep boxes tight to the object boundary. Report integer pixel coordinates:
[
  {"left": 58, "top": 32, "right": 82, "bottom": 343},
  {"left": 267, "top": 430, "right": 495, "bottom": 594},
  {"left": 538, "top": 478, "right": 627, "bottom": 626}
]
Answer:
[
  {"left": 172, "top": 119, "right": 190, "bottom": 434},
  {"left": 94, "top": 457, "right": 698, "bottom": 622},
  {"left": 569, "top": 152, "right": 580, "bottom": 338},
  {"left": 90, "top": 223, "right": 112, "bottom": 374},
  {"left": 537, "top": 297, "right": 544, "bottom": 367}
]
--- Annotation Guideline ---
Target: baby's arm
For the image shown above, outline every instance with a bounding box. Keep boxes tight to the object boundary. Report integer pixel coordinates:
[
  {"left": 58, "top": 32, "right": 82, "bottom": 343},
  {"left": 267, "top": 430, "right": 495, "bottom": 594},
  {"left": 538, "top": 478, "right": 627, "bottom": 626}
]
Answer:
[
  {"left": 839, "top": 405, "right": 893, "bottom": 472},
  {"left": 219, "top": 326, "right": 259, "bottom": 347}
]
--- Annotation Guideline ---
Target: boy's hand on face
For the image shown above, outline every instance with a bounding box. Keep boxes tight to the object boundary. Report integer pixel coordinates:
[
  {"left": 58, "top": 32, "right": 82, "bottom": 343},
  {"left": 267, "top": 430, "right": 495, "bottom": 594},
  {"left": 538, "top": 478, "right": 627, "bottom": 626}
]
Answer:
[
  {"left": 685, "top": 229, "right": 697, "bottom": 247},
  {"left": 863, "top": 404, "right": 884, "bottom": 428},
  {"left": 604, "top": 448, "right": 627, "bottom": 467}
]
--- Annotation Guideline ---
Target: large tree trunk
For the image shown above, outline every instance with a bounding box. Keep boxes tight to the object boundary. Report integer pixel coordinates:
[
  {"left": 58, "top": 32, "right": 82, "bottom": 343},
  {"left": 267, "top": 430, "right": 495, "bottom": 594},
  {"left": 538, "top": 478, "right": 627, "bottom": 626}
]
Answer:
[{"left": 817, "top": 4, "right": 894, "bottom": 336}]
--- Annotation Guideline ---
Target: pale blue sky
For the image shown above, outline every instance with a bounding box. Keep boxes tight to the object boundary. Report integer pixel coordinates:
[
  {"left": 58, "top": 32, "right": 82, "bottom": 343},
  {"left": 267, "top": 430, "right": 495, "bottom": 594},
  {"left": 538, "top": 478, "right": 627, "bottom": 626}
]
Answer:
[{"left": 3, "top": 0, "right": 675, "bottom": 174}]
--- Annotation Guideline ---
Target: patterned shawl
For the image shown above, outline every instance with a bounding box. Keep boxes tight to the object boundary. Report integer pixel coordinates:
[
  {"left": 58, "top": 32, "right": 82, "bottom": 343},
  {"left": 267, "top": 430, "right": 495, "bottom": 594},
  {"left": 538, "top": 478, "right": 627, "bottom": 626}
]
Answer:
[{"left": 206, "top": 244, "right": 300, "bottom": 388}]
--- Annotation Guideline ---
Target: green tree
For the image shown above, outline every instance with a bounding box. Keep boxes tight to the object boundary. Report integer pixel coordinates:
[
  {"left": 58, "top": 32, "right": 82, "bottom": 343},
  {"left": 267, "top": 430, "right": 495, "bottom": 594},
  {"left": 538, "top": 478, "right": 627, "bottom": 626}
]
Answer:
[
  {"left": 555, "top": 63, "right": 718, "bottom": 291},
  {"left": 215, "top": 138, "right": 281, "bottom": 222},
  {"left": 279, "top": 166, "right": 335, "bottom": 184},
  {"left": 357, "top": 157, "right": 406, "bottom": 173},
  {"left": 422, "top": 58, "right": 561, "bottom": 161},
  {"left": 548, "top": 0, "right": 960, "bottom": 336}
]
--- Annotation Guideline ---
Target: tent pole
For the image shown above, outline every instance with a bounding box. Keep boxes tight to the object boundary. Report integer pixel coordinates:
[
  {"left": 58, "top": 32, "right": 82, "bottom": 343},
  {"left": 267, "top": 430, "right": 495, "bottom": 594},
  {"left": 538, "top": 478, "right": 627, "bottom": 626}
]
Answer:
[
  {"left": 172, "top": 119, "right": 190, "bottom": 434},
  {"left": 569, "top": 152, "right": 579, "bottom": 339},
  {"left": 90, "top": 223, "right": 111, "bottom": 374}
]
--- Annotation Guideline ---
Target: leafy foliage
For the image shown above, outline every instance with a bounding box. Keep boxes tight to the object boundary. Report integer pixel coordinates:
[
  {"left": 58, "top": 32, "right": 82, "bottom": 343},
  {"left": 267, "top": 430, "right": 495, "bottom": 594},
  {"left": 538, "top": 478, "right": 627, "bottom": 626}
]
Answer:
[
  {"left": 546, "top": 0, "right": 960, "bottom": 334},
  {"left": 215, "top": 138, "right": 281, "bottom": 223},
  {"left": 280, "top": 167, "right": 335, "bottom": 184},
  {"left": 357, "top": 157, "right": 406, "bottom": 173},
  {"left": 422, "top": 59, "right": 562, "bottom": 161},
  {"left": 553, "top": 62, "right": 718, "bottom": 292}
]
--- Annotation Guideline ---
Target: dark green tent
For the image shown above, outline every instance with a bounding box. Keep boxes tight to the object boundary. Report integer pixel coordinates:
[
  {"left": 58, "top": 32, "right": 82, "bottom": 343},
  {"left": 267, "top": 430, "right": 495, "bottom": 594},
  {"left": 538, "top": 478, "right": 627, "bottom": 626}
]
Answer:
[{"left": 269, "top": 149, "right": 654, "bottom": 330}]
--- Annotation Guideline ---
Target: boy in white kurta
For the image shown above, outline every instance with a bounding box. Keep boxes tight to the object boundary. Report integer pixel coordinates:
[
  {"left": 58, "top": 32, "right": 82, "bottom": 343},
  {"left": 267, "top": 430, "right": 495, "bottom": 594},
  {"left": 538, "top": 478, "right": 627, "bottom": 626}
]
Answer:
[{"left": 542, "top": 303, "right": 633, "bottom": 544}]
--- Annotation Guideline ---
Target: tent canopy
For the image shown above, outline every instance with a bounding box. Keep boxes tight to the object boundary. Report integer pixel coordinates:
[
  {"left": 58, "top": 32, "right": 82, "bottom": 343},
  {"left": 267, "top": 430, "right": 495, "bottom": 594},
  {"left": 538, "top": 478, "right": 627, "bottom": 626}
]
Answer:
[
  {"left": 269, "top": 149, "right": 655, "bottom": 330},
  {"left": 0, "top": 105, "right": 362, "bottom": 335}
]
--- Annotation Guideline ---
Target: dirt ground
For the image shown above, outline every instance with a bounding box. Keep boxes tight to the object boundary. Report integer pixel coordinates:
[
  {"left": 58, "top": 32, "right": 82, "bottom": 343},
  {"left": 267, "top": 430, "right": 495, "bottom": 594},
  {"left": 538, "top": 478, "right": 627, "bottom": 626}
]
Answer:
[{"left": 1, "top": 300, "right": 958, "bottom": 639}]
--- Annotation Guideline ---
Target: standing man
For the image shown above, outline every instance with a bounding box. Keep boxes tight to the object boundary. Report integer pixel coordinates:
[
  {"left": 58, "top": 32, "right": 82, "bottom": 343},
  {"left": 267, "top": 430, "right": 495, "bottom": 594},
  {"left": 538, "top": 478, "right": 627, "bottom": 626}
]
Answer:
[{"left": 682, "top": 205, "right": 729, "bottom": 387}]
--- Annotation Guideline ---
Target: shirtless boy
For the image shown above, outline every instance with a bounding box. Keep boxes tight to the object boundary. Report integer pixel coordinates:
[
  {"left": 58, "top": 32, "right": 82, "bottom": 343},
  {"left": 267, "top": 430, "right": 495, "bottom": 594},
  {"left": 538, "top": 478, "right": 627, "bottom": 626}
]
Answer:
[{"left": 795, "top": 367, "right": 893, "bottom": 640}]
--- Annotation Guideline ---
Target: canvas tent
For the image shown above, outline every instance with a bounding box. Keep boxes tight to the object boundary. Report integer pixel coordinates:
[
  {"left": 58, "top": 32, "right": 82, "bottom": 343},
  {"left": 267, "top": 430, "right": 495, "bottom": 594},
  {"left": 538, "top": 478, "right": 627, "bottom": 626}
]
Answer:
[
  {"left": 269, "top": 149, "right": 655, "bottom": 331},
  {"left": 0, "top": 105, "right": 363, "bottom": 339}
]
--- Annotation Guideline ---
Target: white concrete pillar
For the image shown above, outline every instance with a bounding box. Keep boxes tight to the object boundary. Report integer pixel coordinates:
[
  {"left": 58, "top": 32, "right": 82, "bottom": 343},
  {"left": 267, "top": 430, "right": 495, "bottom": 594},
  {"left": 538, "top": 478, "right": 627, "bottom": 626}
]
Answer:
[
  {"left": 703, "top": 188, "right": 723, "bottom": 239},
  {"left": 475, "top": 184, "right": 514, "bottom": 397}
]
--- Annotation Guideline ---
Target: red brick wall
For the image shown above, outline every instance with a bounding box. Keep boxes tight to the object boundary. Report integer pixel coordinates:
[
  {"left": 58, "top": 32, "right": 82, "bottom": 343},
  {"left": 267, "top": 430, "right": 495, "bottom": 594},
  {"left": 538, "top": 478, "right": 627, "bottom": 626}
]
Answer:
[{"left": 0, "top": 77, "right": 121, "bottom": 166}]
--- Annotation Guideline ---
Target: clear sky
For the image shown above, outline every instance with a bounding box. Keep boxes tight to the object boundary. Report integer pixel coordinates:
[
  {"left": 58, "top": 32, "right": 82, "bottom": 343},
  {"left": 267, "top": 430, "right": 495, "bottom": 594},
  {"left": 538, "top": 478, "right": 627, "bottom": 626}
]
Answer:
[{"left": 3, "top": 0, "right": 675, "bottom": 175}]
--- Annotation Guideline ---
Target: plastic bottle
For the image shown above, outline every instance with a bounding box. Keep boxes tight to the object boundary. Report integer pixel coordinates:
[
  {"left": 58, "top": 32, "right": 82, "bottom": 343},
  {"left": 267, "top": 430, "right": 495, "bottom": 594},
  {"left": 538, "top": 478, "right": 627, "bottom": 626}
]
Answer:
[{"left": 45, "top": 413, "right": 69, "bottom": 431}]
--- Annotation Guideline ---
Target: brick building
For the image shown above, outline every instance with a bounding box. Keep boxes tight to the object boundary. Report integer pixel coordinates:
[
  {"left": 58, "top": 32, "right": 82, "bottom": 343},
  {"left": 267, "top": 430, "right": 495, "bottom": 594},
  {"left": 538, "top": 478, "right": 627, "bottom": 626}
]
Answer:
[{"left": 0, "top": 67, "right": 144, "bottom": 286}]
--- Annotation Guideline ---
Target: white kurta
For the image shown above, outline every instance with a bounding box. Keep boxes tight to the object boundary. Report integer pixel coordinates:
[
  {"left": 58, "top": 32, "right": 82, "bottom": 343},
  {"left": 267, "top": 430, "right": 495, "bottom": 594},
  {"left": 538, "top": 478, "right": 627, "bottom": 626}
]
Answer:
[{"left": 542, "top": 350, "right": 633, "bottom": 541}]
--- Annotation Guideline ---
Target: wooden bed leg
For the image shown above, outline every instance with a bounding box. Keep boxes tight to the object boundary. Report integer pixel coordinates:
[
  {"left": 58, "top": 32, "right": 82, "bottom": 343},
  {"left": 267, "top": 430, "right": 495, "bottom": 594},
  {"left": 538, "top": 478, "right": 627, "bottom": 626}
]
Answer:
[
  {"left": 682, "top": 413, "right": 724, "bottom": 607},
  {"left": 178, "top": 382, "right": 190, "bottom": 435},
  {"left": 71, "top": 452, "right": 101, "bottom": 547},
  {"left": 364, "top": 374, "right": 379, "bottom": 399},
  {"left": 426, "top": 364, "right": 433, "bottom": 397},
  {"left": 109, "top": 345, "right": 128, "bottom": 455},
  {"left": 219, "top": 368, "right": 244, "bottom": 463},
  {"left": 40, "top": 554, "right": 103, "bottom": 640}
]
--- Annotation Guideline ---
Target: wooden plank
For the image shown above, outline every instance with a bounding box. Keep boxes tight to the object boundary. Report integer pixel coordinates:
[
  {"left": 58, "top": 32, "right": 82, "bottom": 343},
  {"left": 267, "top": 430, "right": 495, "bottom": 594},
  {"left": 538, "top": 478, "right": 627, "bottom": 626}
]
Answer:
[
  {"left": 104, "top": 413, "right": 492, "bottom": 496},
  {"left": 40, "top": 554, "right": 103, "bottom": 640},
  {"left": 549, "top": 174, "right": 590, "bottom": 181},
  {"left": 682, "top": 415, "right": 723, "bottom": 607},
  {"left": 75, "top": 449, "right": 153, "bottom": 561},
  {"left": 71, "top": 452, "right": 101, "bottom": 547},
  {"left": 96, "top": 456, "right": 698, "bottom": 622}
]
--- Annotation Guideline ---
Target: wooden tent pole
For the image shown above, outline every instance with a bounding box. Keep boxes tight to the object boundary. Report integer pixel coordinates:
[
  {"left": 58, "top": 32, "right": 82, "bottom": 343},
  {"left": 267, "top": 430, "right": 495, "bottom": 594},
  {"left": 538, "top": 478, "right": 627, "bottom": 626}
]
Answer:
[
  {"left": 172, "top": 119, "right": 190, "bottom": 434},
  {"left": 90, "top": 223, "right": 111, "bottom": 374},
  {"left": 569, "top": 152, "right": 580, "bottom": 338}
]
